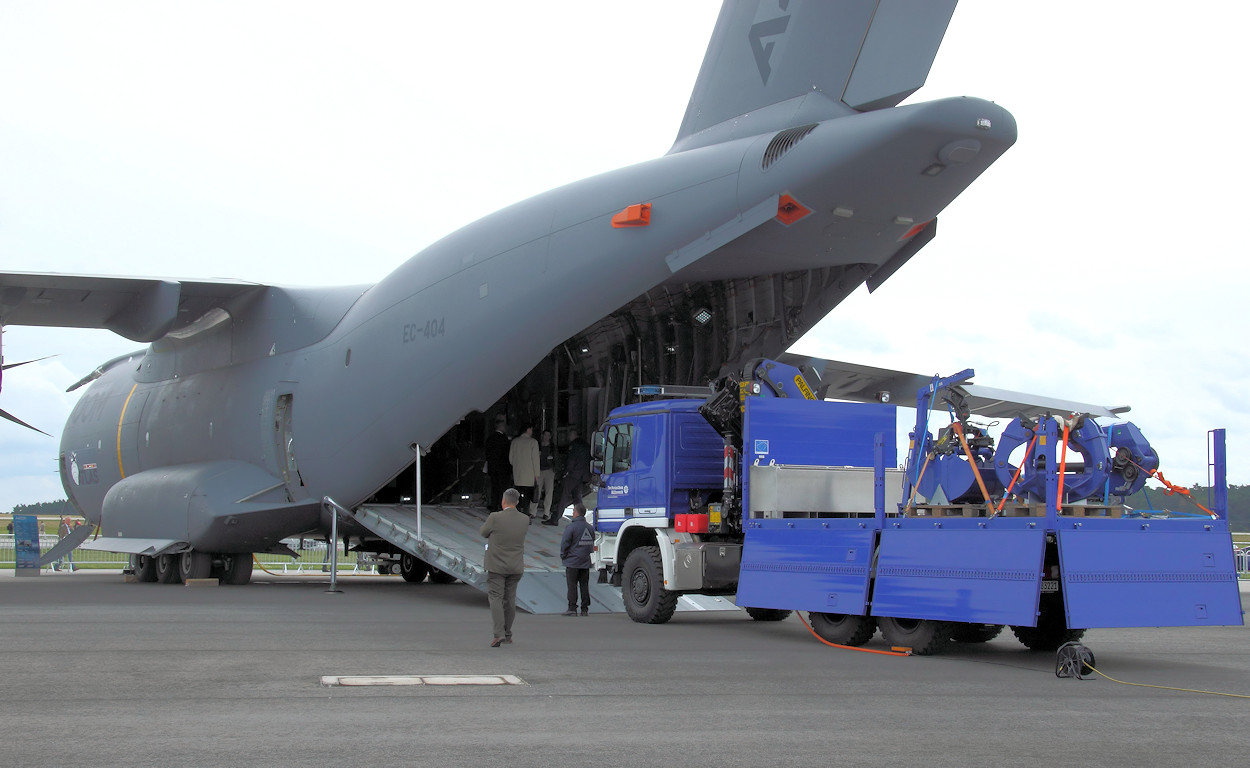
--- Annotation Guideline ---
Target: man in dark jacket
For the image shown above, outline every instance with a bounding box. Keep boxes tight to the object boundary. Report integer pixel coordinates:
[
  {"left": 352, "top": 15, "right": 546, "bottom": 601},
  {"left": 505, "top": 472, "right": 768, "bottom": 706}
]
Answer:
[
  {"left": 552, "top": 429, "right": 592, "bottom": 522},
  {"left": 484, "top": 415, "right": 512, "bottom": 511},
  {"left": 559, "top": 501, "right": 595, "bottom": 616}
]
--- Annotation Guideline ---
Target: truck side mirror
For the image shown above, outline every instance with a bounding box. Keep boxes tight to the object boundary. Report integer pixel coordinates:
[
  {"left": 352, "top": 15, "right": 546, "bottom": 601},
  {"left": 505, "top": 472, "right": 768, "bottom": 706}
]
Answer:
[{"left": 591, "top": 459, "right": 604, "bottom": 475}]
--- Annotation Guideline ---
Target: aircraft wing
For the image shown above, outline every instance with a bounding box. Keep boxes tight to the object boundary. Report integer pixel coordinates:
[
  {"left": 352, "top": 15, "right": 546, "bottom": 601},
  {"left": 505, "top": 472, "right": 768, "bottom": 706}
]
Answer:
[
  {"left": 779, "top": 353, "right": 1130, "bottom": 419},
  {"left": 0, "top": 271, "right": 264, "bottom": 342}
]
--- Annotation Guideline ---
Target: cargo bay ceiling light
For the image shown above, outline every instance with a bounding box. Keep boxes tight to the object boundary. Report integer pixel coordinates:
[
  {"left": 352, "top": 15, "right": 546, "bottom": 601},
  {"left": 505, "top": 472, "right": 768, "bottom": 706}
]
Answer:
[{"left": 692, "top": 307, "right": 712, "bottom": 325}]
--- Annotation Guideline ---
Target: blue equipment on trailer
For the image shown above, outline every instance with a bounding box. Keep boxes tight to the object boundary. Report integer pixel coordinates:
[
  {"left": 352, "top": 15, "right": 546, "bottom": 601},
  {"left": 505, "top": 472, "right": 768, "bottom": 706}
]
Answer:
[{"left": 591, "top": 360, "right": 1243, "bottom": 654}]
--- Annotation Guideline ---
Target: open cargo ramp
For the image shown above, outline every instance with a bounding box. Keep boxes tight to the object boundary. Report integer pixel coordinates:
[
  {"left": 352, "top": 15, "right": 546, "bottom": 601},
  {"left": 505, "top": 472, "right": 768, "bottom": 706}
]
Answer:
[{"left": 347, "top": 504, "right": 737, "bottom": 616}]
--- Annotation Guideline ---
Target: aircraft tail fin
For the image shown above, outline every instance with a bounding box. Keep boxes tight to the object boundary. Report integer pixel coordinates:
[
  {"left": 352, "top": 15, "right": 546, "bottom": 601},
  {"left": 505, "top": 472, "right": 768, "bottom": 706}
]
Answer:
[{"left": 671, "top": 0, "right": 958, "bottom": 154}]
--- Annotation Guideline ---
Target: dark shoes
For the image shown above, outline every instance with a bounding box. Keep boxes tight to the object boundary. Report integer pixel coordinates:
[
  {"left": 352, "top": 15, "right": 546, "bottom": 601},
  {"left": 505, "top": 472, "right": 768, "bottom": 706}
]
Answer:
[
  {"left": 580, "top": 610, "right": 589, "bottom": 617},
  {"left": 562, "top": 610, "right": 577, "bottom": 617},
  {"left": 541, "top": 519, "right": 559, "bottom": 526}
]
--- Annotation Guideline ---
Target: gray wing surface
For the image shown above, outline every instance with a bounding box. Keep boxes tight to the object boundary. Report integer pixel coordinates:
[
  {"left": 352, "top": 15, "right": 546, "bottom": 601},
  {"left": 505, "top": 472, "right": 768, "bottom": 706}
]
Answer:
[
  {"left": 779, "top": 353, "right": 1131, "bottom": 419},
  {"left": 0, "top": 271, "right": 263, "bottom": 342}
]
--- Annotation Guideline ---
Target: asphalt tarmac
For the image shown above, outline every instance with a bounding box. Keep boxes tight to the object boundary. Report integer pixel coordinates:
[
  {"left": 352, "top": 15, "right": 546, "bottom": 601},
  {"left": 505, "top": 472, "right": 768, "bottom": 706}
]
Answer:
[{"left": 1, "top": 570, "right": 1246, "bottom": 768}]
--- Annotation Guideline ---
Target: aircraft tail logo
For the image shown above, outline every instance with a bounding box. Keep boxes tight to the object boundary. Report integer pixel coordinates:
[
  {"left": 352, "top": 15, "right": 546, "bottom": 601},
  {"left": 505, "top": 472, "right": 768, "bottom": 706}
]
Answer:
[{"left": 749, "top": 2, "right": 792, "bottom": 85}]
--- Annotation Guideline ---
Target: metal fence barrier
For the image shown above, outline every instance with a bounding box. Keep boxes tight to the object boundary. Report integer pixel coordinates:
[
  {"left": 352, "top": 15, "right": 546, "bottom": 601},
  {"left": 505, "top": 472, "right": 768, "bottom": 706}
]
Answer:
[{"left": 0, "top": 535, "right": 378, "bottom": 574}]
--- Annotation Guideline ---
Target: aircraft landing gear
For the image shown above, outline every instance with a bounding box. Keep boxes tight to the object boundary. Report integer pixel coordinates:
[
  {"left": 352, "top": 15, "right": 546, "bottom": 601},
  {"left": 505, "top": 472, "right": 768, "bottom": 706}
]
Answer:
[
  {"left": 179, "top": 551, "right": 212, "bottom": 581},
  {"left": 218, "top": 553, "right": 254, "bottom": 585},
  {"left": 130, "top": 554, "right": 158, "bottom": 582},
  {"left": 155, "top": 554, "right": 182, "bottom": 584}
]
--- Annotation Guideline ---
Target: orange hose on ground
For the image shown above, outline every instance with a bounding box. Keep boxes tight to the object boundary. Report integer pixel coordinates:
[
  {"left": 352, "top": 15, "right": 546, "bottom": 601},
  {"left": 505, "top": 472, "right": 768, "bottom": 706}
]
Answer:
[{"left": 795, "top": 611, "right": 911, "bottom": 656}]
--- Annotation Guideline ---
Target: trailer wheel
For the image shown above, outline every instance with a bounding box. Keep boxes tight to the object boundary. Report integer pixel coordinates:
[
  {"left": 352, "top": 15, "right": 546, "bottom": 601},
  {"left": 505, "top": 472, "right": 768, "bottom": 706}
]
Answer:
[
  {"left": 400, "top": 554, "right": 429, "bottom": 583},
  {"left": 622, "top": 546, "right": 678, "bottom": 624},
  {"left": 951, "top": 623, "right": 1004, "bottom": 643},
  {"left": 808, "top": 613, "right": 876, "bottom": 646},
  {"left": 744, "top": 607, "right": 792, "bottom": 622},
  {"left": 877, "top": 616, "right": 954, "bottom": 655},
  {"left": 427, "top": 566, "right": 458, "bottom": 584}
]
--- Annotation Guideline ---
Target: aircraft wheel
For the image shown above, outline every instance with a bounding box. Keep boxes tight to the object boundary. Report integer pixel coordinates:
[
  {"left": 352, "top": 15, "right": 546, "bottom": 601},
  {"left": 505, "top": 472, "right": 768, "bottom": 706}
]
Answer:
[
  {"left": 427, "top": 566, "right": 458, "bottom": 584},
  {"left": 130, "top": 554, "right": 159, "bottom": 582},
  {"left": 155, "top": 554, "right": 182, "bottom": 584},
  {"left": 621, "top": 546, "right": 677, "bottom": 625},
  {"left": 179, "top": 550, "right": 212, "bottom": 581},
  {"left": 399, "top": 554, "right": 428, "bottom": 583},
  {"left": 220, "top": 553, "right": 254, "bottom": 585},
  {"left": 877, "top": 616, "right": 954, "bottom": 656},
  {"left": 951, "top": 623, "right": 1005, "bottom": 643},
  {"left": 744, "top": 607, "right": 792, "bottom": 621},
  {"left": 807, "top": 612, "right": 877, "bottom": 646}
]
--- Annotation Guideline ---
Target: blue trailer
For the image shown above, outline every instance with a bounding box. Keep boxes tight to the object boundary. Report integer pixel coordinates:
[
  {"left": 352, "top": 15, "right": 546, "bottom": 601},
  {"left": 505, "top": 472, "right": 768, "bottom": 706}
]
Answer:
[{"left": 591, "top": 361, "right": 1244, "bottom": 654}]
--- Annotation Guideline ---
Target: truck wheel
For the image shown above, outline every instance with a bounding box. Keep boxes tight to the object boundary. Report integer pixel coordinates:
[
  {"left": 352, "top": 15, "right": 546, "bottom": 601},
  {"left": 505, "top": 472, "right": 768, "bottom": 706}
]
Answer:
[
  {"left": 1010, "top": 615, "right": 1085, "bottom": 651},
  {"left": 400, "top": 554, "right": 428, "bottom": 583},
  {"left": 877, "top": 616, "right": 954, "bottom": 655},
  {"left": 808, "top": 612, "right": 876, "bottom": 646},
  {"left": 744, "top": 607, "right": 792, "bottom": 622},
  {"left": 622, "top": 546, "right": 678, "bottom": 624},
  {"left": 951, "top": 623, "right": 1004, "bottom": 643}
]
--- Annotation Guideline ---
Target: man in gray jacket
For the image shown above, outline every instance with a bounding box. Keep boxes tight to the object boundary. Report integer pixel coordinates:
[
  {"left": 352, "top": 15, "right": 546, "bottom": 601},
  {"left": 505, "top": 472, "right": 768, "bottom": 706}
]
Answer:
[
  {"left": 480, "top": 488, "right": 530, "bottom": 646},
  {"left": 560, "top": 501, "right": 595, "bottom": 616}
]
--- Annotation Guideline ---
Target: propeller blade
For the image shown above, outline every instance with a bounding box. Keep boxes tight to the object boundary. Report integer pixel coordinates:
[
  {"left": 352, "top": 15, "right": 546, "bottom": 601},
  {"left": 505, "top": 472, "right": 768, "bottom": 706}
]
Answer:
[
  {"left": 2, "top": 354, "right": 57, "bottom": 371},
  {"left": 0, "top": 407, "right": 51, "bottom": 436}
]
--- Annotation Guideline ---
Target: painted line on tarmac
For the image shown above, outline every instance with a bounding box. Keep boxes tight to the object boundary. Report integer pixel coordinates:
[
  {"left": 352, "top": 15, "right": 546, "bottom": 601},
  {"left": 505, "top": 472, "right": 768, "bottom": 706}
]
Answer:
[{"left": 320, "top": 674, "right": 524, "bottom": 687}]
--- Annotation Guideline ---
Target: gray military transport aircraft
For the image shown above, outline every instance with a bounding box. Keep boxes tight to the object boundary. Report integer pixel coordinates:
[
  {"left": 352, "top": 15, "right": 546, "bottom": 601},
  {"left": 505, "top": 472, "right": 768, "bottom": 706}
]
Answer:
[{"left": 0, "top": 1, "right": 1015, "bottom": 586}]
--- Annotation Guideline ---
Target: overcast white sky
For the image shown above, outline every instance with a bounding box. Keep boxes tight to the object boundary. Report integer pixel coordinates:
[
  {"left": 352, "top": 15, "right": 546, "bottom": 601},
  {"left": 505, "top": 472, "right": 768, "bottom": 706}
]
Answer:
[{"left": 1, "top": 1, "right": 1246, "bottom": 516}]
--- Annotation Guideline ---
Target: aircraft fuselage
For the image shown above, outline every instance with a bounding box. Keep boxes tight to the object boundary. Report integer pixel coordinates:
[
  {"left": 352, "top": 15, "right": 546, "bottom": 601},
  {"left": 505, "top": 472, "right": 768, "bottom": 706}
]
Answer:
[{"left": 60, "top": 96, "right": 1016, "bottom": 554}]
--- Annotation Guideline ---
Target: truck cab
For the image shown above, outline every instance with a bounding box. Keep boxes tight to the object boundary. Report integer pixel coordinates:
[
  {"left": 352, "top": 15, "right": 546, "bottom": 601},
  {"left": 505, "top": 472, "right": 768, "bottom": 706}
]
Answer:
[{"left": 592, "top": 392, "right": 898, "bottom": 624}]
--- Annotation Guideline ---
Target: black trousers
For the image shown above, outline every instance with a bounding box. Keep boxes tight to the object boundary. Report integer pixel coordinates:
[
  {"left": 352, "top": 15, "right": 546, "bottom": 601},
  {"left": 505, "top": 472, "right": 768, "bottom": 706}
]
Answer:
[{"left": 565, "top": 566, "right": 590, "bottom": 611}]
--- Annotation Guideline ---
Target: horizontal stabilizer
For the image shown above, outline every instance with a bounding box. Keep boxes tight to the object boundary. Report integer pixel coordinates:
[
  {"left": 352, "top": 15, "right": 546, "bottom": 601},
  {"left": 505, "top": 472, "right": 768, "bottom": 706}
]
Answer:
[{"left": 780, "top": 353, "right": 1130, "bottom": 419}]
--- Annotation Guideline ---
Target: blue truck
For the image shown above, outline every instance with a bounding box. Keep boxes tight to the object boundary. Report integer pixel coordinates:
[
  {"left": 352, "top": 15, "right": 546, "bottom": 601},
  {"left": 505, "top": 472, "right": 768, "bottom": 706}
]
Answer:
[{"left": 591, "top": 360, "right": 1244, "bottom": 654}]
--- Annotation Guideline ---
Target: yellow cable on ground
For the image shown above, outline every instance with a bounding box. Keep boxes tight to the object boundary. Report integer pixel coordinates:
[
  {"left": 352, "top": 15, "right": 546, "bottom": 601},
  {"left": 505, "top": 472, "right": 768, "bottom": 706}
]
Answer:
[
  {"left": 252, "top": 555, "right": 282, "bottom": 576},
  {"left": 1087, "top": 665, "right": 1250, "bottom": 699}
]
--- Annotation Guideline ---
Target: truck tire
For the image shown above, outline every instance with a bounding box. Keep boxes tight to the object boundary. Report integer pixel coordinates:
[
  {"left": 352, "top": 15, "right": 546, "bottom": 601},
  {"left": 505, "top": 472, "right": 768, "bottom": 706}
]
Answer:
[
  {"left": 744, "top": 607, "right": 792, "bottom": 622},
  {"left": 808, "top": 612, "right": 876, "bottom": 646},
  {"left": 1010, "top": 618, "right": 1085, "bottom": 652},
  {"left": 877, "top": 616, "right": 954, "bottom": 655},
  {"left": 951, "top": 623, "right": 1004, "bottom": 643},
  {"left": 622, "top": 546, "right": 678, "bottom": 624},
  {"left": 400, "top": 553, "right": 428, "bottom": 583}
]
